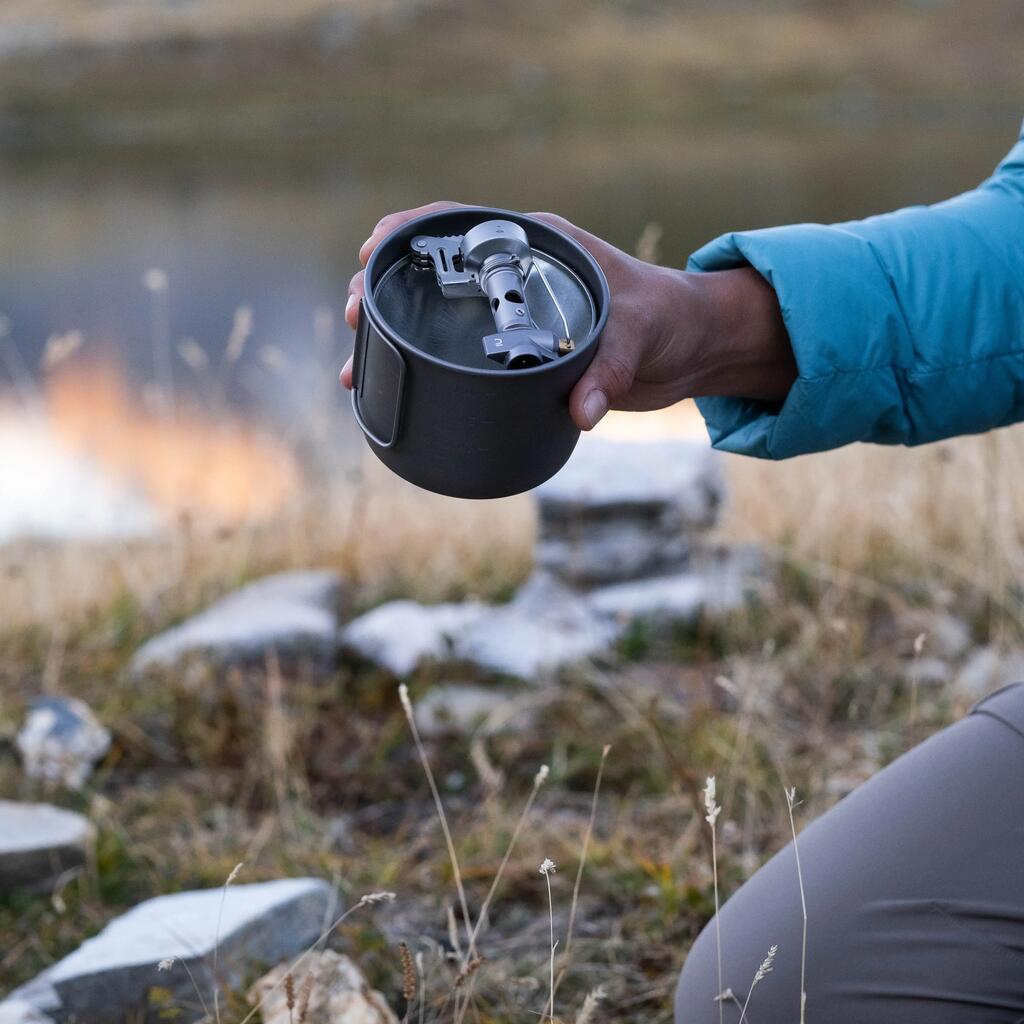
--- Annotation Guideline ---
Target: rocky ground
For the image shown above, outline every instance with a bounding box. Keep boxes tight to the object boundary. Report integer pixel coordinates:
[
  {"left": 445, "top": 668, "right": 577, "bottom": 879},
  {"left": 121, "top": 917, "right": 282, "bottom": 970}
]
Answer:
[{"left": 2, "top": 432, "right": 1019, "bottom": 1023}]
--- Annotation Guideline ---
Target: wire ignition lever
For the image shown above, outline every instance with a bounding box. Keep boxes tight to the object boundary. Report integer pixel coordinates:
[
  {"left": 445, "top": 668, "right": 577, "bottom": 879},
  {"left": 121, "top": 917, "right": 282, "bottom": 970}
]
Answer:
[{"left": 411, "top": 220, "right": 574, "bottom": 369}]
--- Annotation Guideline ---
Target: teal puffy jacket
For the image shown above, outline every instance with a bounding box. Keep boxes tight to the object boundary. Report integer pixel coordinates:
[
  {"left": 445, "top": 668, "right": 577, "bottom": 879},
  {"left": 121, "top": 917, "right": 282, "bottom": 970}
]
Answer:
[{"left": 691, "top": 120, "right": 1024, "bottom": 459}]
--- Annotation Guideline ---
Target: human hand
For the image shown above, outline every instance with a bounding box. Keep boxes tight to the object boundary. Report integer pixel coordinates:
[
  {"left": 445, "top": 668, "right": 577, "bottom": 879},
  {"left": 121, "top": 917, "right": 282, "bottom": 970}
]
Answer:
[{"left": 341, "top": 201, "right": 794, "bottom": 430}]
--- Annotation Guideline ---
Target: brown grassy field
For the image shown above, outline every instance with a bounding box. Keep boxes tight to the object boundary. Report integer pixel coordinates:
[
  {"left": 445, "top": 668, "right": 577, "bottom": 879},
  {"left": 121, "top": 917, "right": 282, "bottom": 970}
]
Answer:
[{"left": 2, "top": 376, "right": 1022, "bottom": 1019}]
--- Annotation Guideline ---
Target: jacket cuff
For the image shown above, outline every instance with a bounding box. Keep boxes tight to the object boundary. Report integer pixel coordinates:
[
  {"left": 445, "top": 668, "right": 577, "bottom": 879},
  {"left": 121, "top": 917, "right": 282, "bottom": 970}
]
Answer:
[{"left": 688, "top": 224, "right": 913, "bottom": 459}]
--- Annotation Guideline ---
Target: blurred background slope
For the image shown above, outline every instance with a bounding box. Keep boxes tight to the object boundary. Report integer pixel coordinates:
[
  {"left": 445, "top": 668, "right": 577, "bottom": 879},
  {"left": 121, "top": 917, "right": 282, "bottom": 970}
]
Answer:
[{"left": 2, "top": 0, "right": 1023, "bottom": 627}]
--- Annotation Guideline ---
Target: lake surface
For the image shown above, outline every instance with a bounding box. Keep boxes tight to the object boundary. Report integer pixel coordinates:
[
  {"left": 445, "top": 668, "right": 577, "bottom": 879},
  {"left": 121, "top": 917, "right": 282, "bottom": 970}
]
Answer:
[{"left": 0, "top": 112, "right": 1016, "bottom": 537}]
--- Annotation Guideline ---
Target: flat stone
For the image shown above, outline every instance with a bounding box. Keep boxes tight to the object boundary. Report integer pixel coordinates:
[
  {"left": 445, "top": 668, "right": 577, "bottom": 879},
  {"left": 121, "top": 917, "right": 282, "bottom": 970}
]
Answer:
[
  {"left": 133, "top": 571, "right": 343, "bottom": 674},
  {"left": 535, "top": 520, "right": 690, "bottom": 587},
  {"left": 535, "top": 437, "right": 723, "bottom": 526},
  {"left": 11, "top": 878, "right": 333, "bottom": 1024},
  {"left": 954, "top": 646, "right": 1024, "bottom": 701},
  {"left": 249, "top": 949, "right": 397, "bottom": 1024},
  {"left": 590, "top": 573, "right": 706, "bottom": 624},
  {"left": 906, "top": 656, "right": 954, "bottom": 688},
  {"left": 17, "top": 697, "right": 111, "bottom": 790},
  {"left": 339, "top": 600, "right": 487, "bottom": 677},
  {"left": 589, "top": 555, "right": 749, "bottom": 627},
  {"left": 0, "top": 800, "right": 94, "bottom": 892},
  {"left": 899, "top": 609, "right": 973, "bottom": 661},
  {"left": 413, "top": 684, "right": 524, "bottom": 738},
  {"left": 0, "top": 1001, "right": 53, "bottom": 1024},
  {"left": 454, "top": 574, "right": 619, "bottom": 681}
]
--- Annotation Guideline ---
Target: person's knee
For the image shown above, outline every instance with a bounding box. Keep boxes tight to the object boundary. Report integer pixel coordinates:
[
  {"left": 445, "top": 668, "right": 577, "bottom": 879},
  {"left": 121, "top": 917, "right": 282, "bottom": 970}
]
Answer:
[
  {"left": 673, "top": 848, "right": 805, "bottom": 1024},
  {"left": 674, "top": 919, "right": 722, "bottom": 1024}
]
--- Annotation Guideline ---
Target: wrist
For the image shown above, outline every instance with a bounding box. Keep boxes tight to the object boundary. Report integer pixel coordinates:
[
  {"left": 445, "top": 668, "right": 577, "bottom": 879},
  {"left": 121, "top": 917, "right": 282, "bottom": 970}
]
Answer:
[{"left": 685, "top": 267, "right": 796, "bottom": 402}]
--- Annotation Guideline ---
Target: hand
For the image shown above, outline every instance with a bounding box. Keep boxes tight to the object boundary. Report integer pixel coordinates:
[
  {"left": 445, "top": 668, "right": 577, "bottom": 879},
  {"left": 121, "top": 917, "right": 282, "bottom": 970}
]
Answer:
[{"left": 341, "top": 201, "right": 795, "bottom": 430}]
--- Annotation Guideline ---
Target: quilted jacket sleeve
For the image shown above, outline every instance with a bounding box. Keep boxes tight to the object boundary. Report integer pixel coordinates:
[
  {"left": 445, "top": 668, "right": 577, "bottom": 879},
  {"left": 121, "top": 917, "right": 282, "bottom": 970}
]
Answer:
[{"left": 689, "top": 121, "right": 1024, "bottom": 459}]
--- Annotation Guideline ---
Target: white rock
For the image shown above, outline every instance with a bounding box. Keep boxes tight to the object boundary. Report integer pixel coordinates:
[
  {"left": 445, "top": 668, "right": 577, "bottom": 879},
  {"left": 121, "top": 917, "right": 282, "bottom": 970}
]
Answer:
[
  {"left": 17, "top": 697, "right": 111, "bottom": 790},
  {"left": 133, "top": 571, "right": 342, "bottom": 673},
  {"left": 535, "top": 520, "right": 690, "bottom": 586},
  {"left": 590, "top": 573, "right": 706, "bottom": 623},
  {"left": 340, "top": 600, "right": 487, "bottom": 676},
  {"left": 454, "top": 574, "right": 619, "bottom": 681},
  {"left": 535, "top": 436, "right": 723, "bottom": 526},
  {"left": 0, "top": 1000, "right": 53, "bottom": 1024},
  {"left": 955, "top": 646, "right": 1024, "bottom": 701},
  {"left": 413, "top": 684, "right": 519, "bottom": 738},
  {"left": 0, "top": 800, "right": 94, "bottom": 892},
  {"left": 900, "top": 609, "right": 973, "bottom": 661},
  {"left": 589, "top": 558, "right": 747, "bottom": 626},
  {"left": 905, "top": 656, "right": 953, "bottom": 688},
  {"left": 249, "top": 949, "right": 397, "bottom": 1024},
  {"left": 11, "top": 878, "right": 333, "bottom": 1022}
]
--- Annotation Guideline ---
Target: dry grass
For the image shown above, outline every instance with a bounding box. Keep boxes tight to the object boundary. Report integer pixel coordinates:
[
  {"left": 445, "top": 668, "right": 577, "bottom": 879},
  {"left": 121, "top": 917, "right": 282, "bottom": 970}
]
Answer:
[{"left": 4, "top": 404, "right": 1023, "bottom": 640}]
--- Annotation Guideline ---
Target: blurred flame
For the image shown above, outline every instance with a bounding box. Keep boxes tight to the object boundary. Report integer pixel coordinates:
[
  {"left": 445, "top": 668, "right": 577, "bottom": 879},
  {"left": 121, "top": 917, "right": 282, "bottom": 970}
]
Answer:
[{"left": 44, "top": 360, "right": 299, "bottom": 525}]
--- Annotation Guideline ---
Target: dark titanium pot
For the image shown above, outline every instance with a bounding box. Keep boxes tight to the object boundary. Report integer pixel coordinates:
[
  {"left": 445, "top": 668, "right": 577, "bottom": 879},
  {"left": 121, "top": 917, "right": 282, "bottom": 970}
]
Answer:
[{"left": 351, "top": 207, "right": 609, "bottom": 499}]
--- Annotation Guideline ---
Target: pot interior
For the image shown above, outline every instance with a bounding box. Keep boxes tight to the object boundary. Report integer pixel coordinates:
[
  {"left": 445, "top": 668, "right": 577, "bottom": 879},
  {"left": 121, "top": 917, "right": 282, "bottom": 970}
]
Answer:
[{"left": 372, "top": 248, "right": 597, "bottom": 372}]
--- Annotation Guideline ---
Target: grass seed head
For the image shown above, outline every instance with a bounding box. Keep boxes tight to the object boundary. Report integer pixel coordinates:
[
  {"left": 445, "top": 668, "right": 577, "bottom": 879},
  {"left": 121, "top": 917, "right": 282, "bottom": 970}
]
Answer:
[
  {"left": 754, "top": 944, "right": 778, "bottom": 983},
  {"left": 358, "top": 891, "right": 396, "bottom": 907},
  {"left": 703, "top": 775, "right": 721, "bottom": 825},
  {"left": 399, "top": 941, "right": 416, "bottom": 1001}
]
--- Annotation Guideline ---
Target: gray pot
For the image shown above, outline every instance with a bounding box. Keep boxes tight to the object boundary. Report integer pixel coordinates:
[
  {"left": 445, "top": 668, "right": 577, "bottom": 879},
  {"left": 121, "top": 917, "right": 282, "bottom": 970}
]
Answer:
[{"left": 351, "top": 207, "right": 609, "bottom": 499}]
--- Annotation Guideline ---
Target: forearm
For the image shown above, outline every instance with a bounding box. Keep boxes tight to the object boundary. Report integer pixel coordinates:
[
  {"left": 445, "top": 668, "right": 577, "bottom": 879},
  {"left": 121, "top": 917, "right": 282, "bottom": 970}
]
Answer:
[
  {"left": 685, "top": 268, "right": 796, "bottom": 403},
  {"left": 687, "top": 125, "right": 1024, "bottom": 459}
]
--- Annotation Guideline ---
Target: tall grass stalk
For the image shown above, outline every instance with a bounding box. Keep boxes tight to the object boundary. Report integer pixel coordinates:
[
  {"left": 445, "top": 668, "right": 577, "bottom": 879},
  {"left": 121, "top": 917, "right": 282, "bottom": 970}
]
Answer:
[
  {"left": 143, "top": 267, "right": 174, "bottom": 424},
  {"left": 786, "top": 787, "right": 808, "bottom": 1024},
  {"left": 908, "top": 631, "right": 926, "bottom": 740},
  {"left": 556, "top": 744, "right": 610, "bottom": 995},
  {"left": 738, "top": 944, "right": 777, "bottom": 1024},
  {"left": 397, "top": 685, "right": 475, "bottom": 957},
  {"left": 703, "top": 776, "right": 724, "bottom": 1024},
  {"left": 574, "top": 985, "right": 606, "bottom": 1024},
  {"left": 458, "top": 761, "right": 551, "bottom": 1023},
  {"left": 237, "top": 892, "right": 395, "bottom": 1024},
  {"left": 157, "top": 956, "right": 210, "bottom": 1020},
  {"left": 211, "top": 861, "right": 243, "bottom": 1024},
  {"left": 540, "top": 858, "right": 558, "bottom": 1023},
  {"left": 468, "top": 763, "right": 549, "bottom": 949}
]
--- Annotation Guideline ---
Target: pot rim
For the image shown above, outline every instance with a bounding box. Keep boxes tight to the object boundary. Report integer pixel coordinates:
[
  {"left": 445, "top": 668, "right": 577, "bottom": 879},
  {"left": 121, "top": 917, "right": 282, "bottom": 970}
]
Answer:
[{"left": 362, "top": 206, "right": 610, "bottom": 379}]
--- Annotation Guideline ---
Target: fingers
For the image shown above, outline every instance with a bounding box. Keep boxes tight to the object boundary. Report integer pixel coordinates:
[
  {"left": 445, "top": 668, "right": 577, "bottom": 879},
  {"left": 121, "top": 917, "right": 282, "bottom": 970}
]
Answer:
[
  {"left": 348, "top": 204, "right": 632, "bottom": 425},
  {"left": 527, "top": 212, "right": 613, "bottom": 264},
  {"left": 344, "top": 200, "right": 464, "bottom": 395},
  {"left": 568, "top": 325, "right": 642, "bottom": 431},
  {"left": 345, "top": 270, "right": 365, "bottom": 330},
  {"left": 358, "top": 200, "right": 466, "bottom": 267}
]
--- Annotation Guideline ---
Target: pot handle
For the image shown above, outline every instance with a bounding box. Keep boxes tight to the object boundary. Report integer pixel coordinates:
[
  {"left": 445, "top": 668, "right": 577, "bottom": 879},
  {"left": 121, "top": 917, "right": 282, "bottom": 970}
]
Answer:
[{"left": 352, "top": 300, "right": 405, "bottom": 449}]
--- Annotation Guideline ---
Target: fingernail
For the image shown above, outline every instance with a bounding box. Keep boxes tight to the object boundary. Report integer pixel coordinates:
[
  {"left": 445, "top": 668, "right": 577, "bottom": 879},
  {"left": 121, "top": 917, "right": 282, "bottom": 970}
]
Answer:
[
  {"left": 582, "top": 390, "right": 609, "bottom": 429},
  {"left": 345, "top": 294, "right": 357, "bottom": 319}
]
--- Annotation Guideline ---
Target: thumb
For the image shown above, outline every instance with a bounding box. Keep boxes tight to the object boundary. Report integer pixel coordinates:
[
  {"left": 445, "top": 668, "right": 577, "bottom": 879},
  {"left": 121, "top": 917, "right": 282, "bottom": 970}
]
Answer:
[{"left": 569, "top": 333, "right": 640, "bottom": 431}]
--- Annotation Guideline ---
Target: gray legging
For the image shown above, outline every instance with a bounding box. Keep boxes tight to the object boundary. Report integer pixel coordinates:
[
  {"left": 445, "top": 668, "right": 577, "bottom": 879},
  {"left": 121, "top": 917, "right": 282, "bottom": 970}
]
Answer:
[{"left": 675, "top": 683, "right": 1024, "bottom": 1024}]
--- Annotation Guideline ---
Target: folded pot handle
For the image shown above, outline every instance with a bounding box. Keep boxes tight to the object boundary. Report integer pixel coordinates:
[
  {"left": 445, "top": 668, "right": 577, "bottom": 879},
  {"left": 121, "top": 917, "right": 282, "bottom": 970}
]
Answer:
[{"left": 351, "top": 300, "right": 406, "bottom": 450}]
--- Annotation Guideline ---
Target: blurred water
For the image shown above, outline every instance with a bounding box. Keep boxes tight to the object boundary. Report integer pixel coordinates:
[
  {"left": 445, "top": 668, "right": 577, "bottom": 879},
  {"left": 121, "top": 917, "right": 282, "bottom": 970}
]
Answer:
[{"left": 0, "top": 114, "right": 1015, "bottom": 536}]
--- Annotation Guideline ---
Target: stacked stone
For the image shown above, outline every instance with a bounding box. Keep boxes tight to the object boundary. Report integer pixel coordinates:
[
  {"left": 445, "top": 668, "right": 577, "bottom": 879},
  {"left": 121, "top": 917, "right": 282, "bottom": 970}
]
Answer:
[
  {"left": 340, "top": 436, "right": 749, "bottom": 682},
  {"left": 533, "top": 436, "right": 728, "bottom": 609}
]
